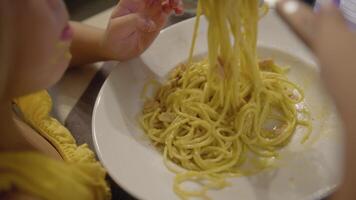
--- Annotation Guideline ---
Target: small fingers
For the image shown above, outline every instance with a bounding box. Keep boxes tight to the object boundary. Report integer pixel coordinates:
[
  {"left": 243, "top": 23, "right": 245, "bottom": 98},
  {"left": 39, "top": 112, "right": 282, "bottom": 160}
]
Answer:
[
  {"left": 318, "top": 3, "right": 347, "bottom": 30},
  {"left": 173, "top": 0, "right": 184, "bottom": 15},
  {"left": 162, "top": 0, "right": 184, "bottom": 15},
  {"left": 277, "top": 0, "right": 349, "bottom": 53},
  {"left": 276, "top": 0, "right": 317, "bottom": 50}
]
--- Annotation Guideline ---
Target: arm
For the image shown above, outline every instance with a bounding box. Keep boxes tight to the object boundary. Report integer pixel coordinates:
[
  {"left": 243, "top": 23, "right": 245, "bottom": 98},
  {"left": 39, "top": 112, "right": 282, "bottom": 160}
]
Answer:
[
  {"left": 277, "top": 1, "right": 356, "bottom": 199},
  {"left": 69, "top": 22, "right": 109, "bottom": 66},
  {"left": 69, "top": 0, "right": 183, "bottom": 67}
]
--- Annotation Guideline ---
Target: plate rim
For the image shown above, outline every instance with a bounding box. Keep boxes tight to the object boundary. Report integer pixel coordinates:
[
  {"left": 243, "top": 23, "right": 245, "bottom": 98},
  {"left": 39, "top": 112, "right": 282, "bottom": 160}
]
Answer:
[
  {"left": 92, "top": 17, "right": 199, "bottom": 200},
  {"left": 92, "top": 15, "right": 338, "bottom": 200}
]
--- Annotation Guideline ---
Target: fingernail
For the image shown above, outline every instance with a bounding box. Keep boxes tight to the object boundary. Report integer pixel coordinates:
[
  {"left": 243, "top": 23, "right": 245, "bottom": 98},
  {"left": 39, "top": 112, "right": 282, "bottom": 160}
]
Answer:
[
  {"left": 61, "top": 24, "right": 74, "bottom": 41},
  {"left": 282, "top": 0, "right": 300, "bottom": 15}
]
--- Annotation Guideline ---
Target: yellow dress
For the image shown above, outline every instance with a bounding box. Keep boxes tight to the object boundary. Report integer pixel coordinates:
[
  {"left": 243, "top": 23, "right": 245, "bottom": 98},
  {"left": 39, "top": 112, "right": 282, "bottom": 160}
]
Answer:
[{"left": 0, "top": 91, "right": 111, "bottom": 200}]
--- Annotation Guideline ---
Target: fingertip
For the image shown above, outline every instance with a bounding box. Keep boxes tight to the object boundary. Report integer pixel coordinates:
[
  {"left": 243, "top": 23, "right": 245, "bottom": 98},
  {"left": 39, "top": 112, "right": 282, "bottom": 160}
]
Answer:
[
  {"left": 276, "top": 0, "right": 317, "bottom": 50},
  {"left": 174, "top": 7, "right": 184, "bottom": 15},
  {"left": 318, "top": 3, "right": 348, "bottom": 31},
  {"left": 162, "top": 2, "right": 171, "bottom": 13},
  {"left": 161, "top": 0, "right": 184, "bottom": 15},
  {"left": 319, "top": 2, "right": 343, "bottom": 19},
  {"left": 276, "top": 0, "right": 300, "bottom": 16},
  {"left": 320, "top": 0, "right": 339, "bottom": 10}
]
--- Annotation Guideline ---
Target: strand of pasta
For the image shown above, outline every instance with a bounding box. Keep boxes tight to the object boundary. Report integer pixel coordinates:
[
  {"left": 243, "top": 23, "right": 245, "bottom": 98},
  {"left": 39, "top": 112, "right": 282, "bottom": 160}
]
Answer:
[{"left": 140, "top": 0, "right": 312, "bottom": 199}]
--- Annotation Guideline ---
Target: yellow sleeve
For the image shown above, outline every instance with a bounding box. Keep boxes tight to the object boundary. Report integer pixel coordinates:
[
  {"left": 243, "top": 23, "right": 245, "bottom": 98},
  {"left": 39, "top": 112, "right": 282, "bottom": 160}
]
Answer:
[
  {"left": 10, "top": 90, "right": 111, "bottom": 199},
  {"left": 0, "top": 152, "right": 107, "bottom": 200}
]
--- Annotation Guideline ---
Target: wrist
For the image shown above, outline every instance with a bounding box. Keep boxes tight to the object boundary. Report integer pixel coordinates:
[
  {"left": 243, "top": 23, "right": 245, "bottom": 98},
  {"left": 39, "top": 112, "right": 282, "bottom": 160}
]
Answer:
[
  {"left": 97, "top": 31, "right": 114, "bottom": 61},
  {"left": 69, "top": 22, "right": 113, "bottom": 65}
]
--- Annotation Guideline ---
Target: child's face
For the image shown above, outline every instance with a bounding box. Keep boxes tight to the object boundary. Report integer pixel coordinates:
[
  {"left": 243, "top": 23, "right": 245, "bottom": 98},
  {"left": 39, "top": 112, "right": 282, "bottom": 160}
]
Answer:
[{"left": 4, "top": 0, "right": 72, "bottom": 98}]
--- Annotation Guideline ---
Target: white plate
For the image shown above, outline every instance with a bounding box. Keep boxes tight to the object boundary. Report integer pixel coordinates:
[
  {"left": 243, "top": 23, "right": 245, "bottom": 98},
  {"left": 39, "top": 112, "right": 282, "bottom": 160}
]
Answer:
[{"left": 93, "top": 11, "right": 344, "bottom": 200}]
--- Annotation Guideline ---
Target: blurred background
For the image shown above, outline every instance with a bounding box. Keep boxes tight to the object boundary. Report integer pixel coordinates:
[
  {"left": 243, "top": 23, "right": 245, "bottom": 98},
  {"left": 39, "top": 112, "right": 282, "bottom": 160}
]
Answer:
[
  {"left": 64, "top": 0, "right": 117, "bottom": 20},
  {"left": 63, "top": 0, "right": 197, "bottom": 30},
  {"left": 65, "top": 0, "right": 316, "bottom": 21}
]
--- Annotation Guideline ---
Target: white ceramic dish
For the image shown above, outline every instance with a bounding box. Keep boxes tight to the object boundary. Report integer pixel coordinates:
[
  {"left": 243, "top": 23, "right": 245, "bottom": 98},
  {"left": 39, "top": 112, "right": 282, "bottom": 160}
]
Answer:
[{"left": 93, "top": 11, "right": 343, "bottom": 200}]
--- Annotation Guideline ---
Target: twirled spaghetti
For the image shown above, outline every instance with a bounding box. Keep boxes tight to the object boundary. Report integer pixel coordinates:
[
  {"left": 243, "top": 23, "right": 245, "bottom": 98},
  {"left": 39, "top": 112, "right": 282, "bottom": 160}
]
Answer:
[{"left": 140, "top": 0, "right": 311, "bottom": 199}]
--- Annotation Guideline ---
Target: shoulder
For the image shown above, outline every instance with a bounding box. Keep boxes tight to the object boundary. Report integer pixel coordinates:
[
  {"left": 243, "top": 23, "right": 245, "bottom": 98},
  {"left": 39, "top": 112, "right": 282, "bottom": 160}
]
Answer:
[{"left": 14, "top": 90, "right": 52, "bottom": 122}]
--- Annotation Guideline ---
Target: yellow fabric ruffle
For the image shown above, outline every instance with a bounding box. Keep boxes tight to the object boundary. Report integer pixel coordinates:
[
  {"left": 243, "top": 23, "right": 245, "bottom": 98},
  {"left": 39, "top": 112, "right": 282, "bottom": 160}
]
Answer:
[
  {"left": 0, "top": 152, "right": 108, "bottom": 200},
  {"left": 0, "top": 91, "right": 111, "bottom": 199}
]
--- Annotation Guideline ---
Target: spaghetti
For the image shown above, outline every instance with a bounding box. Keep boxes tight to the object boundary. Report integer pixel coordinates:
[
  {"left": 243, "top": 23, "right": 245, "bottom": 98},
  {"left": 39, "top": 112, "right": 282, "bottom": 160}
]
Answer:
[{"left": 140, "top": 0, "right": 311, "bottom": 199}]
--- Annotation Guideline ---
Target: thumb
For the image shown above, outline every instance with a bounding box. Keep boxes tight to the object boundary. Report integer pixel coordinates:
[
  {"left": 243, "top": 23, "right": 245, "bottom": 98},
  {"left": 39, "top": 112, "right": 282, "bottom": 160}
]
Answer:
[
  {"left": 318, "top": 2, "right": 346, "bottom": 25},
  {"left": 317, "top": 3, "right": 349, "bottom": 40},
  {"left": 276, "top": 0, "right": 348, "bottom": 52},
  {"left": 312, "top": 4, "right": 349, "bottom": 54},
  {"left": 276, "top": 0, "right": 318, "bottom": 50}
]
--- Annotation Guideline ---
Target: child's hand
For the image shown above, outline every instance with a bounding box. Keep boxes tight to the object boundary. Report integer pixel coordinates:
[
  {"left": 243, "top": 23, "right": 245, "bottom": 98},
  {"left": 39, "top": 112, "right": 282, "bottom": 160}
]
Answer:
[
  {"left": 277, "top": 2, "right": 356, "bottom": 200},
  {"left": 277, "top": 0, "right": 356, "bottom": 120},
  {"left": 102, "top": 0, "right": 183, "bottom": 61}
]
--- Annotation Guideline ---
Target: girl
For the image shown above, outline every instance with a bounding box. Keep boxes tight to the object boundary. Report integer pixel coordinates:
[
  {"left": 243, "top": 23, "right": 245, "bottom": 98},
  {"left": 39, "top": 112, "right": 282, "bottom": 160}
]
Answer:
[{"left": 0, "top": 0, "right": 182, "bottom": 199}]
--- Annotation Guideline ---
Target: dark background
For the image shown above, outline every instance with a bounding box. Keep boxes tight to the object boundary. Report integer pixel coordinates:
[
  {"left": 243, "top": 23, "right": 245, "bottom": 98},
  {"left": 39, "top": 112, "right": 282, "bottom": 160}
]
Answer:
[
  {"left": 304, "top": 0, "right": 317, "bottom": 5},
  {"left": 64, "top": 0, "right": 316, "bottom": 20},
  {"left": 64, "top": 0, "right": 117, "bottom": 20}
]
